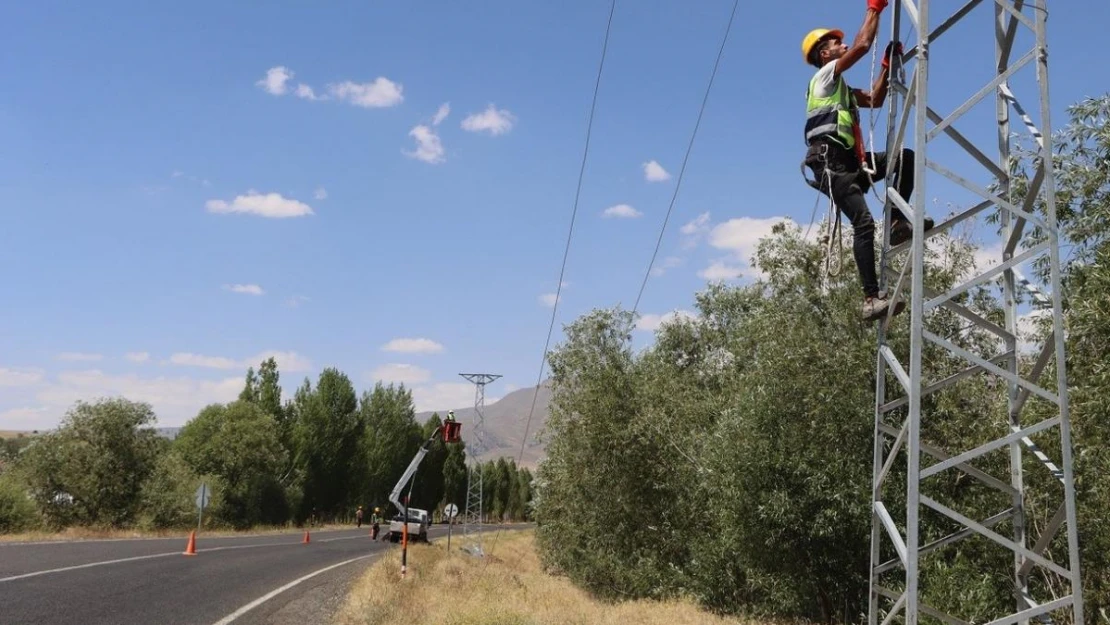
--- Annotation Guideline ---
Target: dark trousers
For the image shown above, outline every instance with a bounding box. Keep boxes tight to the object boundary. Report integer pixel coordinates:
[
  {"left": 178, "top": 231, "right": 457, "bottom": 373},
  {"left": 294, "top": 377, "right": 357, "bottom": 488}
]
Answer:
[{"left": 804, "top": 141, "right": 915, "bottom": 297}]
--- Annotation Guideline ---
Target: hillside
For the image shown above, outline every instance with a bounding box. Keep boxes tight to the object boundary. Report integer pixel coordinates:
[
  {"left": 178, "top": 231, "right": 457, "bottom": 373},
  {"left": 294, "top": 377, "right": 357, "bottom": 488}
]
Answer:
[{"left": 416, "top": 381, "right": 552, "bottom": 468}]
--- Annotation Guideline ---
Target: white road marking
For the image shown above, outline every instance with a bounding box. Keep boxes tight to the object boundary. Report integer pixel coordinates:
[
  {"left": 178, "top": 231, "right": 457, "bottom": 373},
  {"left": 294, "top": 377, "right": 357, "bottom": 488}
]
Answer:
[
  {"left": 0, "top": 552, "right": 180, "bottom": 583},
  {"left": 0, "top": 532, "right": 381, "bottom": 583},
  {"left": 210, "top": 554, "right": 377, "bottom": 625},
  {"left": 0, "top": 528, "right": 365, "bottom": 547}
]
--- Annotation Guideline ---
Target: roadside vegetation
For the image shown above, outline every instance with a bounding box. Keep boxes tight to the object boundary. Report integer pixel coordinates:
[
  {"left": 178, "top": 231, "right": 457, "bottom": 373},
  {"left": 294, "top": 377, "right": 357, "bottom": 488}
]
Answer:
[
  {"left": 531, "top": 94, "right": 1110, "bottom": 623},
  {"left": 335, "top": 529, "right": 782, "bottom": 625},
  {"left": 0, "top": 365, "right": 534, "bottom": 536}
]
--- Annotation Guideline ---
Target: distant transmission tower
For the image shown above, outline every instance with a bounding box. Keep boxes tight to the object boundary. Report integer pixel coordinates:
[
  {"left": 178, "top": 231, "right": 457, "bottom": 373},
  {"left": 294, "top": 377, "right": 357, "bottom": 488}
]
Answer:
[
  {"left": 871, "top": 2, "right": 1082, "bottom": 625},
  {"left": 459, "top": 372, "right": 501, "bottom": 556}
]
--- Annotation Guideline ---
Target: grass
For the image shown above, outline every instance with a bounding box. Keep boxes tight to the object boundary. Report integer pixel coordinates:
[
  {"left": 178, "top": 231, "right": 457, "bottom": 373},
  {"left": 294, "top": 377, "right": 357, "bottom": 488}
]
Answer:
[
  {"left": 335, "top": 529, "right": 779, "bottom": 625},
  {"left": 0, "top": 430, "right": 34, "bottom": 439},
  {"left": 0, "top": 523, "right": 355, "bottom": 543}
]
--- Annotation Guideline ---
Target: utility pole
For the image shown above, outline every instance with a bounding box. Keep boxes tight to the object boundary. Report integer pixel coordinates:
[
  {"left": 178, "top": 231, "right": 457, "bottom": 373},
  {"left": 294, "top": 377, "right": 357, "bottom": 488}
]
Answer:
[
  {"left": 459, "top": 372, "right": 501, "bottom": 556},
  {"left": 870, "top": 2, "right": 1082, "bottom": 625}
]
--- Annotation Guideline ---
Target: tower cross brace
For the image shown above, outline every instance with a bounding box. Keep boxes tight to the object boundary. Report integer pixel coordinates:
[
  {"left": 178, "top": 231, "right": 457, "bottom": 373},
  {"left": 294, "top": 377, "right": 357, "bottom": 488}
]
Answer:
[{"left": 869, "top": 1, "right": 1083, "bottom": 624}]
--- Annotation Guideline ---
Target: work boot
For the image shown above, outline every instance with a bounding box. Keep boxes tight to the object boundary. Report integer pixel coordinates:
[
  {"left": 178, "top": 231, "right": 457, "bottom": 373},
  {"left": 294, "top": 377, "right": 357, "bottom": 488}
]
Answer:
[
  {"left": 889, "top": 217, "right": 935, "bottom": 246},
  {"left": 862, "top": 291, "right": 906, "bottom": 322}
]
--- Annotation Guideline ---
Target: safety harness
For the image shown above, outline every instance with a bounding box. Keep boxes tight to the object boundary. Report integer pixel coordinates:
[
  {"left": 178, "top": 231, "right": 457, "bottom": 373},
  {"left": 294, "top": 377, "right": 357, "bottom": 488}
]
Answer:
[{"left": 801, "top": 42, "right": 889, "bottom": 282}]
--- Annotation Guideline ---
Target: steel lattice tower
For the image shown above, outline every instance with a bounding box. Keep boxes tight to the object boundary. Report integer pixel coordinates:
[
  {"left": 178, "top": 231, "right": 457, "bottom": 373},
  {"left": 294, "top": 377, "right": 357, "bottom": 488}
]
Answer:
[
  {"left": 870, "top": 1, "right": 1082, "bottom": 624},
  {"left": 460, "top": 372, "right": 501, "bottom": 556}
]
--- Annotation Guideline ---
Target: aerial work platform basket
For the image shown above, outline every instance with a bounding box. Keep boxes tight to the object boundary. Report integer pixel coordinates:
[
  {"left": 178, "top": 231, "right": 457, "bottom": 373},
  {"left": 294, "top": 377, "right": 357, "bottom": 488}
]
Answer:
[{"left": 443, "top": 419, "right": 462, "bottom": 443}]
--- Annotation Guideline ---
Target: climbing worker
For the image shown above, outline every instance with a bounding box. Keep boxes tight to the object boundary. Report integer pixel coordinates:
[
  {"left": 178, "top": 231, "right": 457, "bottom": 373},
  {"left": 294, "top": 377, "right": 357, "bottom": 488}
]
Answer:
[
  {"left": 356, "top": 505, "right": 363, "bottom": 528},
  {"left": 800, "top": 0, "right": 934, "bottom": 321}
]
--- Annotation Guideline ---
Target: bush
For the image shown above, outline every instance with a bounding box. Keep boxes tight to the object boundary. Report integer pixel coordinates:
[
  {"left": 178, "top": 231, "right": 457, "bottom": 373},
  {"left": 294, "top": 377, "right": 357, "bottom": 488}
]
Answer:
[
  {"left": 137, "top": 452, "right": 226, "bottom": 530},
  {"left": 0, "top": 475, "right": 40, "bottom": 533}
]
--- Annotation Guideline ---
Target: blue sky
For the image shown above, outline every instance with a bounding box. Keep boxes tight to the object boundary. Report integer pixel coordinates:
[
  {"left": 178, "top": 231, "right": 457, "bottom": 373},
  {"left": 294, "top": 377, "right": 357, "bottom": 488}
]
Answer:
[{"left": 1, "top": 1, "right": 1107, "bottom": 430}]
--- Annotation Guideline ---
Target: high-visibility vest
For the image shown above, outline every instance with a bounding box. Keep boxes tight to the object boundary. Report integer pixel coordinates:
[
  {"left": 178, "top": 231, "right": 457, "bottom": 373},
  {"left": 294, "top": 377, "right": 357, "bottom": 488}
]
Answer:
[{"left": 805, "top": 64, "right": 858, "bottom": 149}]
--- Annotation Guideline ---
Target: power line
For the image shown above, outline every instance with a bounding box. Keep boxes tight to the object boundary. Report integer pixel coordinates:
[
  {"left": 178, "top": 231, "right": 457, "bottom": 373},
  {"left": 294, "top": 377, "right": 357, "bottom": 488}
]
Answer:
[
  {"left": 631, "top": 0, "right": 740, "bottom": 318},
  {"left": 471, "top": 0, "right": 618, "bottom": 570},
  {"left": 515, "top": 0, "right": 618, "bottom": 468}
]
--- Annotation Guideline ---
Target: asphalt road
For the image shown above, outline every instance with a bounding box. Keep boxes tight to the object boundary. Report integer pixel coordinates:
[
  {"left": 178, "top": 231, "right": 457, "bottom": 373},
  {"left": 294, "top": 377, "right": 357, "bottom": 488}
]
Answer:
[{"left": 0, "top": 523, "right": 518, "bottom": 625}]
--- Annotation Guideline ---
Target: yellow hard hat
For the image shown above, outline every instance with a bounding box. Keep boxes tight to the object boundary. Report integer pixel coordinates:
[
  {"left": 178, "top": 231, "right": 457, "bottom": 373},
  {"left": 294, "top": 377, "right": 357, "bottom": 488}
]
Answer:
[{"left": 802, "top": 28, "right": 845, "bottom": 64}]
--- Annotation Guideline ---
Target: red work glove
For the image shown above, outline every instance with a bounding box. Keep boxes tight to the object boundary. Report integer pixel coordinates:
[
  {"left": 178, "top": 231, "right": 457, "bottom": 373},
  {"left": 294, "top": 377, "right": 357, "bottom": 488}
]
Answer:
[
  {"left": 868, "top": 0, "right": 889, "bottom": 11},
  {"left": 882, "top": 41, "right": 903, "bottom": 68}
]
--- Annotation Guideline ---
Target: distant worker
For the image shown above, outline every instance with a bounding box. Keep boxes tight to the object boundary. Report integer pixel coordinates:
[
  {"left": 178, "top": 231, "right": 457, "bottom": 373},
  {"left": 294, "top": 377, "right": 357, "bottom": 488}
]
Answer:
[
  {"left": 800, "top": 0, "right": 934, "bottom": 322},
  {"left": 371, "top": 507, "right": 382, "bottom": 540},
  {"left": 356, "top": 505, "right": 363, "bottom": 528},
  {"left": 445, "top": 409, "right": 456, "bottom": 423}
]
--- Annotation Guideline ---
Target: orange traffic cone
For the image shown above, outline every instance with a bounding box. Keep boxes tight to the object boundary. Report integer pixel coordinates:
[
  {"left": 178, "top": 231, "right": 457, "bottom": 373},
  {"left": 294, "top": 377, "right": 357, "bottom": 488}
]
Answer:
[
  {"left": 303, "top": 529, "right": 310, "bottom": 544},
  {"left": 183, "top": 531, "right": 197, "bottom": 556}
]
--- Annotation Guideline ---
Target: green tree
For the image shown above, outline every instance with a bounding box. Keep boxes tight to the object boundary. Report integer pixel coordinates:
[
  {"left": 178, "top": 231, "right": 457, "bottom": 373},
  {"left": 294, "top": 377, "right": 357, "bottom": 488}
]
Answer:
[
  {"left": 533, "top": 221, "right": 1013, "bottom": 621},
  {"left": 16, "top": 398, "right": 164, "bottom": 528},
  {"left": 356, "top": 382, "right": 423, "bottom": 515},
  {"left": 239, "top": 366, "right": 259, "bottom": 403},
  {"left": 0, "top": 474, "right": 39, "bottom": 532},
  {"left": 257, "top": 357, "right": 283, "bottom": 419},
  {"left": 1007, "top": 93, "right": 1110, "bottom": 619},
  {"left": 442, "top": 438, "right": 469, "bottom": 515},
  {"left": 174, "top": 400, "right": 288, "bottom": 528},
  {"left": 137, "top": 451, "right": 225, "bottom": 530},
  {"left": 289, "top": 369, "right": 362, "bottom": 519},
  {"left": 413, "top": 413, "right": 448, "bottom": 512}
]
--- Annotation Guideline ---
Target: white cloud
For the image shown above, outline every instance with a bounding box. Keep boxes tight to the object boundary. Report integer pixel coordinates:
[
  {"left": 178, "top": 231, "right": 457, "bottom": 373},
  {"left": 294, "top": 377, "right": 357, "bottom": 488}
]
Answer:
[
  {"left": 32, "top": 370, "right": 244, "bottom": 429},
  {"left": 642, "top": 160, "right": 671, "bottom": 182},
  {"left": 295, "top": 84, "right": 322, "bottom": 100},
  {"left": 405, "top": 125, "right": 446, "bottom": 164},
  {"left": 636, "top": 309, "right": 697, "bottom": 332},
  {"left": 57, "top": 352, "right": 103, "bottom": 362},
  {"left": 222, "top": 283, "right": 265, "bottom": 296},
  {"left": 314, "top": 187, "right": 327, "bottom": 200},
  {"left": 0, "top": 367, "right": 45, "bottom": 387},
  {"left": 432, "top": 103, "right": 450, "bottom": 126},
  {"left": 680, "top": 211, "right": 712, "bottom": 249},
  {"left": 410, "top": 382, "right": 477, "bottom": 413},
  {"left": 168, "top": 353, "right": 240, "bottom": 370},
  {"left": 327, "top": 78, "right": 404, "bottom": 108},
  {"left": 166, "top": 350, "right": 311, "bottom": 373},
  {"left": 369, "top": 363, "right": 432, "bottom": 386},
  {"left": 602, "top": 203, "right": 642, "bottom": 219},
  {"left": 248, "top": 350, "right": 313, "bottom": 372},
  {"left": 689, "top": 215, "right": 791, "bottom": 282},
  {"left": 285, "top": 295, "right": 310, "bottom": 308},
  {"left": 698, "top": 260, "right": 745, "bottom": 281},
  {"left": 651, "top": 256, "right": 684, "bottom": 277},
  {"left": 125, "top": 352, "right": 150, "bottom": 363},
  {"left": 206, "top": 191, "right": 314, "bottom": 218},
  {"left": 381, "top": 338, "right": 445, "bottom": 354},
  {"left": 256, "top": 66, "right": 294, "bottom": 95},
  {"left": 681, "top": 212, "right": 711, "bottom": 236},
  {"left": 0, "top": 407, "right": 53, "bottom": 431},
  {"left": 703, "top": 216, "right": 792, "bottom": 279},
  {"left": 256, "top": 66, "right": 401, "bottom": 108},
  {"left": 461, "top": 104, "right": 516, "bottom": 135},
  {"left": 539, "top": 293, "right": 560, "bottom": 307},
  {"left": 709, "top": 216, "right": 789, "bottom": 258}
]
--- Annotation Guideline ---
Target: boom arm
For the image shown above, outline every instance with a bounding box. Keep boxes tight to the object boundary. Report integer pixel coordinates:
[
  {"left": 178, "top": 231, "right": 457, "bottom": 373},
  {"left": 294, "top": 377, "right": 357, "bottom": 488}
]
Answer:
[{"left": 388, "top": 427, "right": 442, "bottom": 516}]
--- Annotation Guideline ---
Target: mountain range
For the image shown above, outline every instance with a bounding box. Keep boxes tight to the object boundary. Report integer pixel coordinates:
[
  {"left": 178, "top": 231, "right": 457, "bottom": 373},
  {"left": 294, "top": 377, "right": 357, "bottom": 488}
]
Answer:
[{"left": 417, "top": 381, "right": 553, "bottom": 468}]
